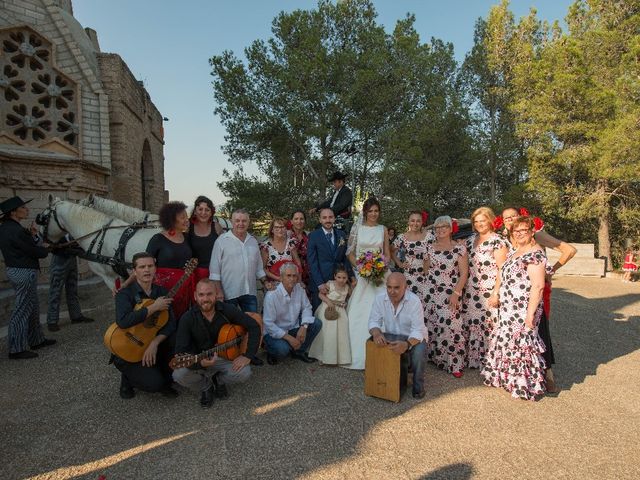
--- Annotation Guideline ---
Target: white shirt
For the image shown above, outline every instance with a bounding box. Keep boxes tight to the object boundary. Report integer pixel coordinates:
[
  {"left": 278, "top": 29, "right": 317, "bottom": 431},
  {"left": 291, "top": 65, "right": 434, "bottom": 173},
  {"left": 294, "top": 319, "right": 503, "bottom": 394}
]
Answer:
[
  {"left": 209, "top": 231, "right": 266, "bottom": 299},
  {"left": 322, "top": 227, "right": 334, "bottom": 245},
  {"left": 329, "top": 187, "right": 342, "bottom": 208},
  {"left": 263, "top": 283, "right": 315, "bottom": 338},
  {"left": 368, "top": 290, "right": 427, "bottom": 342}
]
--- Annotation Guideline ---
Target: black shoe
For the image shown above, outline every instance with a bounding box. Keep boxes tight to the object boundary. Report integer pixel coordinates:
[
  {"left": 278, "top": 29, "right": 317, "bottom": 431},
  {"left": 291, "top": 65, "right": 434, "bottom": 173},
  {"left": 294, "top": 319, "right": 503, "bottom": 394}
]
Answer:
[
  {"left": 266, "top": 353, "right": 279, "bottom": 365},
  {"left": 71, "top": 316, "right": 95, "bottom": 324},
  {"left": 31, "top": 338, "right": 56, "bottom": 350},
  {"left": 250, "top": 356, "right": 264, "bottom": 366},
  {"left": 212, "top": 375, "right": 229, "bottom": 399},
  {"left": 291, "top": 352, "right": 317, "bottom": 363},
  {"left": 200, "top": 383, "right": 215, "bottom": 408},
  {"left": 120, "top": 375, "right": 135, "bottom": 399},
  {"left": 9, "top": 350, "right": 39, "bottom": 360},
  {"left": 412, "top": 390, "right": 426, "bottom": 399},
  {"left": 47, "top": 324, "right": 60, "bottom": 332},
  {"left": 160, "top": 385, "right": 179, "bottom": 398}
]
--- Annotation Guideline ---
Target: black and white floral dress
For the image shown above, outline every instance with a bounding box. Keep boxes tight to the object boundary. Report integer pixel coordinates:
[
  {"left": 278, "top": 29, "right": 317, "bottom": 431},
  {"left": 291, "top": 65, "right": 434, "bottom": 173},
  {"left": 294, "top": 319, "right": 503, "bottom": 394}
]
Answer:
[
  {"left": 424, "top": 242, "right": 467, "bottom": 374},
  {"left": 393, "top": 233, "right": 429, "bottom": 306},
  {"left": 481, "top": 249, "right": 550, "bottom": 400},
  {"left": 462, "top": 233, "right": 507, "bottom": 368}
]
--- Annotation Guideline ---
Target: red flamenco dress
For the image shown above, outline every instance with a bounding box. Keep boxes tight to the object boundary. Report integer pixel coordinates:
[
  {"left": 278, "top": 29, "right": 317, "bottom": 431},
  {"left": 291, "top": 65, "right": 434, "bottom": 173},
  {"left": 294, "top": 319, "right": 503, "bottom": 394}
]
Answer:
[{"left": 146, "top": 233, "right": 195, "bottom": 321}]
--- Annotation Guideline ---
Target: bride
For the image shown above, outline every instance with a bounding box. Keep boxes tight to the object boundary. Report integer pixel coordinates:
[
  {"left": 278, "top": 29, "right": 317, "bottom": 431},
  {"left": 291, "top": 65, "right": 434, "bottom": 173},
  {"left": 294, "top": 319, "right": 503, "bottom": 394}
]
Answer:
[{"left": 344, "top": 197, "right": 391, "bottom": 370}]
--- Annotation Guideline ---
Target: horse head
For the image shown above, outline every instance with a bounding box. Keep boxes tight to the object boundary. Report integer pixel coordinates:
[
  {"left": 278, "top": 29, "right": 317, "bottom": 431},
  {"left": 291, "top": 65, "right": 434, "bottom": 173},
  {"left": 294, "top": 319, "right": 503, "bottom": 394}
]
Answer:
[{"left": 35, "top": 196, "right": 67, "bottom": 243}]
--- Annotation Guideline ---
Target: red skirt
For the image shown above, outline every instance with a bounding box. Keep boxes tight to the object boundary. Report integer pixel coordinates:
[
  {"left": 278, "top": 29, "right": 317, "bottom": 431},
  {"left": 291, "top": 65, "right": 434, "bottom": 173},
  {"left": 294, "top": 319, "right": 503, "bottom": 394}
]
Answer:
[
  {"left": 193, "top": 267, "right": 210, "bottom": 285},
  {"left": 154, "top": 267, "right": 196, "bottom": 321}
]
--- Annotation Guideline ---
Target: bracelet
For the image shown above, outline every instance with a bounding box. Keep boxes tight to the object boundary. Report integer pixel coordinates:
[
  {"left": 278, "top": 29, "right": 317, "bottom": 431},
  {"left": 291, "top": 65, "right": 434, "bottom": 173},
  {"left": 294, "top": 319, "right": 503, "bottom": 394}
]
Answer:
[{"left": 454, "top": 290, "right": 462, "bottom": 297}]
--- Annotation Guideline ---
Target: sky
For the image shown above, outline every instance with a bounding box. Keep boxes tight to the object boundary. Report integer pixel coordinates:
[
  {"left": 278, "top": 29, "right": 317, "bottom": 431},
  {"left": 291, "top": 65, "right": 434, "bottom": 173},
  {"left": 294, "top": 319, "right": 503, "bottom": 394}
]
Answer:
[{"left": 72, "top": 0, "right": 575, "bottom": 208}]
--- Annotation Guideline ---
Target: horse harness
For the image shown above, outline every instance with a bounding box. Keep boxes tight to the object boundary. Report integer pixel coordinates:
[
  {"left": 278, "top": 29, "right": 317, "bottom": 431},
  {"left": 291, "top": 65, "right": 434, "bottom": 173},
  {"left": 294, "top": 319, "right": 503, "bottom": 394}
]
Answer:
[{"left": 37, "top": 206, "right": 156, "bottom": 278}]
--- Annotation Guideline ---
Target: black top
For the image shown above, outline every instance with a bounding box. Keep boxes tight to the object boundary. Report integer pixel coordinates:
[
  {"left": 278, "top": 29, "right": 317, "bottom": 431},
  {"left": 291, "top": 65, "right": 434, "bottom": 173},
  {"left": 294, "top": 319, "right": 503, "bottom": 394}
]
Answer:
[
  {"left": 188, "top": 223, "right": 218, "bottom": 267},
  {"left": 115, "top": 281, "right": 176, "bottom": 338},
  {"left": 146, "top": 233, "right": 193, "bottom": 269},
  {"left": 316, "top": 186, "right": 353, "bottom": 218},
  {"left": 0, "top": 219, "right": 48, "bottom": 269},
  {"left": 175, "top": 302, "right": 261, "bottom": 369}
]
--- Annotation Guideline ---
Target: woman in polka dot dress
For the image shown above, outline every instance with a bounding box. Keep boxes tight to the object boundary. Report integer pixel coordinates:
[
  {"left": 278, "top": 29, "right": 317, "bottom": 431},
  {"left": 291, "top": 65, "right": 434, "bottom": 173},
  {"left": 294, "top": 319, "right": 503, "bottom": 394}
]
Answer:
[
  {"left": 462, "top": 207, "right": 508, "bottom": 369},
  {"left": 260, "top": 217, "right": 301, "bottom": 284},
  {"left": 481, "top": 215, "right": 550, "bottom": 401},
  {"left": 424, "top": 216, "right": 469, "bottom": 377},
  {"left": 391, "top": 211, "right": 429, "bottom": 307}
]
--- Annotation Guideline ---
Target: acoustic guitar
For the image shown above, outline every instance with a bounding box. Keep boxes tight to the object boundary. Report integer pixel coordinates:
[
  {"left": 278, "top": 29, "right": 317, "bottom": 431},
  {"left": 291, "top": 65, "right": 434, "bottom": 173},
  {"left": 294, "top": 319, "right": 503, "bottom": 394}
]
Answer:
[
  {"left": 169, "top": 312, "right": 263, "bottom": 369},
  {"left": 103, "top": 258, "right": 198, "bottom": 363}
]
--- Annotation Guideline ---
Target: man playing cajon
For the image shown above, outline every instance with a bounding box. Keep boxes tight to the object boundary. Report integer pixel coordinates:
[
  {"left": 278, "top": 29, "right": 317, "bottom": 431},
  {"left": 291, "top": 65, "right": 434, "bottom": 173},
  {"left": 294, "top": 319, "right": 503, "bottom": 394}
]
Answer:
[{"left": 368, "top": 272, "right": 427, "bottom": 399}]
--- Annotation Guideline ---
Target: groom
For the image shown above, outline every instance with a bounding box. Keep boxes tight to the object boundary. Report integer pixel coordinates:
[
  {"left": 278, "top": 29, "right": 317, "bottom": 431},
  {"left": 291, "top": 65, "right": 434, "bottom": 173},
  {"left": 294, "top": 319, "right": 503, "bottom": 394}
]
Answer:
[{"left": 307, "top": 208, "right": 354, "bottom": 311}]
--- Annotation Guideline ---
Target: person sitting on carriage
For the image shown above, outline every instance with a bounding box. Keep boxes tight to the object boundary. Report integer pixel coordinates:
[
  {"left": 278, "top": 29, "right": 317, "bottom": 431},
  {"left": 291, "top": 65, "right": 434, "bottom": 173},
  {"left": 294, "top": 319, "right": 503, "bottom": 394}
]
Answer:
[{"left": 309, "top": 171, "right": 353, "bottom": 220}]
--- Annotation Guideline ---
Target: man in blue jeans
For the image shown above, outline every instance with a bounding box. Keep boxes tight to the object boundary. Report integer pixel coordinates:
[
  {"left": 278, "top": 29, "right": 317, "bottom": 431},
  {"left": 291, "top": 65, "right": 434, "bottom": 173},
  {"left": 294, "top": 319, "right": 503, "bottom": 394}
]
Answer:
[
  {"left": 262, "top": 263, "right": 322, "bottom": 365},
  {"left": 368, "top": 272, "right": 427, "bottom": 399}
]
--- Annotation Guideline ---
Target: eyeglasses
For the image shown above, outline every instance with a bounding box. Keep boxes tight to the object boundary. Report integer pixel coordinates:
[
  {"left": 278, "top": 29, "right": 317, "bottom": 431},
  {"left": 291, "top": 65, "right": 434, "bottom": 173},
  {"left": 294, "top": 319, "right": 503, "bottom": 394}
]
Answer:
[
  {"left": 434, "top": 225, "right": 450, "bottom": 230},
  {"left": 513, "top": 228, "right": 530, "bottom": 235},
  {"left": 273, "top": 226, "right": 286, "bottom": 230}
]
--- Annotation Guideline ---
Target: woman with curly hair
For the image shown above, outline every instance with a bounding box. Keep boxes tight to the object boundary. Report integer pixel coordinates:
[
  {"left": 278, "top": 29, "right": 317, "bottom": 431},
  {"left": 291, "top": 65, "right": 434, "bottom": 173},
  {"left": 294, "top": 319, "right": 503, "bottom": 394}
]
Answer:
[{"left": 145, "top": 201, "right": 194, "bottom": 320}]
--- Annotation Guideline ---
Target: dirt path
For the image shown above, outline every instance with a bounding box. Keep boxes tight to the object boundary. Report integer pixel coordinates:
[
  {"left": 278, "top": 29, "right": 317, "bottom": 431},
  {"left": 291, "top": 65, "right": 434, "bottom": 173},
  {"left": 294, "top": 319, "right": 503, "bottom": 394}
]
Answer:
[{"left": 1, "top": 276, "right": 638, "bottom": 479}]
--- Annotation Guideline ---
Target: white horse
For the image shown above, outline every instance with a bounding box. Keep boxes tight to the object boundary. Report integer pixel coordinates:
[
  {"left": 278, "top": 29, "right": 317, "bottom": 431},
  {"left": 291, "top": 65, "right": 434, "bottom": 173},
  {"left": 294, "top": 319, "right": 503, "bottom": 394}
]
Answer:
[
  {"left": 38, "top": 196, "right": 162, "bottom": 289},
  {"left": 79, "top": 194, "right": 232, "bottom": 232}
]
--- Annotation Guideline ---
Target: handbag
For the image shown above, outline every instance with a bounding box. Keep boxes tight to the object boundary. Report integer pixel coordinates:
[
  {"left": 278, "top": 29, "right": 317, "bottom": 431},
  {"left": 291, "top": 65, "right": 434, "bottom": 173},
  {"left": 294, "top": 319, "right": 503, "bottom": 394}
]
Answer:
[{"left": 324, "top": 304, "right": 339, "bottom": 321}]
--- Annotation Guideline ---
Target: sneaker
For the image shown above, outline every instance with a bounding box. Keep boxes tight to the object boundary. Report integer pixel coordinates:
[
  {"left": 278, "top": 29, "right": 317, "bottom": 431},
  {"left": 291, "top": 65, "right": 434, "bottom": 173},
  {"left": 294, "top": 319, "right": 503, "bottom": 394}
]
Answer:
[
  {"left": 412, "top": 390, "right": 426, "bottom": 399},
  {"left": 47, "top": 324, "right": 60, "bottom": 332},
  {"left": 9, "top": 350, "right": 39, "bottom": 360}
]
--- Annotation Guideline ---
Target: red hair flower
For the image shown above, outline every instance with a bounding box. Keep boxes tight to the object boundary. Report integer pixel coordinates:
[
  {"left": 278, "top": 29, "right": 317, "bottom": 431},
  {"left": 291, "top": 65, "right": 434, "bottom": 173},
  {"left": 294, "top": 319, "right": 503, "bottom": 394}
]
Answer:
[
  {"left": 519, "top": 207, "right": 530, "bottom": 217},
  {"left": 452, "top": 219, "right": 459, "bottom": 234},
  {"left": 421, "top": 210, "right": 429, "bottom": 224},
  {"left": 493, "top": 215, "right": 504, "bottom": 230},
  {"left": 533, "top": 217, "right": 544, "bottom": 232},
  {"left": 286, "top": 220, "right": 293, "bottom": 230}
]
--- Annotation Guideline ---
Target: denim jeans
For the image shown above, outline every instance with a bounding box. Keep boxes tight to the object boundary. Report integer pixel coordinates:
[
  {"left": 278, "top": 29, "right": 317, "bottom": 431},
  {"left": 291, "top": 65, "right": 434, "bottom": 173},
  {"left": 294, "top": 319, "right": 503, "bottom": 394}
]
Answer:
[
  {"left": 263, "top": 317, "right": 323, "bottom": 359},
  {"left": 384, "top": 332, "right": 427, "bottom": 395},
  {"left": 225, "top": 294, "right": 258, "bottom": 313}
]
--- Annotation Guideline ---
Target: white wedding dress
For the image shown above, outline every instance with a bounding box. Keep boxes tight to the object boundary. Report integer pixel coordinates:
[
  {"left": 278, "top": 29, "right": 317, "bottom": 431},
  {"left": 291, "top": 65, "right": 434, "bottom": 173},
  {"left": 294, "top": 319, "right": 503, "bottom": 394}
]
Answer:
[{"left": 344, "top": 224, "right": 386, "bottom": 370}]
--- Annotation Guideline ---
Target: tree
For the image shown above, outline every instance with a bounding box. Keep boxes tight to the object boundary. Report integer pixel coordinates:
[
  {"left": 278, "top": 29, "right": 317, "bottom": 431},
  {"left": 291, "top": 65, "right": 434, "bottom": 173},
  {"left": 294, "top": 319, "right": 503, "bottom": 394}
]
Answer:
[{"left": 511, "top": 0, "right": 640, "bottom": 267}]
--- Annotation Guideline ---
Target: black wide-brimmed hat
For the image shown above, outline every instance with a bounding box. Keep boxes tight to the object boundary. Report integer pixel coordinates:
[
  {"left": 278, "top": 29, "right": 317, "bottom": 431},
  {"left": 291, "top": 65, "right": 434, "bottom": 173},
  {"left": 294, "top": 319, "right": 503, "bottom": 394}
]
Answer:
[
  {"left": 328, "top": 171, "right": 347, "bottom": 182},
  {"left": 0, "top": 196, "right": 32, "bottom": 218}
]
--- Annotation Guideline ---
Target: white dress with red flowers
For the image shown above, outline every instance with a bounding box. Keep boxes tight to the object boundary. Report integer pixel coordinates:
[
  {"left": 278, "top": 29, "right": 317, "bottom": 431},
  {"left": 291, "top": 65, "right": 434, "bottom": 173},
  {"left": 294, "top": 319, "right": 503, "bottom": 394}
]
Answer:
[
  {"left": 462, "top": 233, "right": 507, "bottom": 368},
  {"left": 344, "top": 224, "right": 387, "bottom": 370},
  {"left": 481, "top": 249, "right": 549, "bottom": 400},
  {"left": 424, "top": 242, "right": 468, "bottom": 374}
]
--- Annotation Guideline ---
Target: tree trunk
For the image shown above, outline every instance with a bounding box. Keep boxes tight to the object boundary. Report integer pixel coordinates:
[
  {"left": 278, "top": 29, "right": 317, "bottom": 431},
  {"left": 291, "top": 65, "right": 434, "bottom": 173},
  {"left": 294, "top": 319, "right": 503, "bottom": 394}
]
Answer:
[{"left": 596, "top": 180, "right": 611, "bottom": 270}]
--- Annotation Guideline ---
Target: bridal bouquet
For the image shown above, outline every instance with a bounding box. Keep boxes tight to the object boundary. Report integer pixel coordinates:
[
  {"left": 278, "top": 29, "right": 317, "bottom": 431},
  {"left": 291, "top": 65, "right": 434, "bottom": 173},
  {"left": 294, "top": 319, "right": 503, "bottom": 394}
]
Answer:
[{"left": 356, "top": 250, "right": 387, "bottom": 286}]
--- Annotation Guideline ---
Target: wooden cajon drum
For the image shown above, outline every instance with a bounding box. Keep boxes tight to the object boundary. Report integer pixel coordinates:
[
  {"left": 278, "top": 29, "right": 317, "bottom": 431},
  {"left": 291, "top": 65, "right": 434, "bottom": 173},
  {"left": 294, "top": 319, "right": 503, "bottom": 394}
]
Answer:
[{"left": 364, "top": 339, "right": 408, "bottom": 402}]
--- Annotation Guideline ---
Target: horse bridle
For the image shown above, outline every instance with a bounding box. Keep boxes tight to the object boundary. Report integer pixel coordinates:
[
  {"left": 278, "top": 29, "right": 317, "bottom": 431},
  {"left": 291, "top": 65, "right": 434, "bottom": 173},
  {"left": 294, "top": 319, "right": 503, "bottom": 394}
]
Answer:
[{"left": 35, "top": 205, "right": 65, "bottom": 243}]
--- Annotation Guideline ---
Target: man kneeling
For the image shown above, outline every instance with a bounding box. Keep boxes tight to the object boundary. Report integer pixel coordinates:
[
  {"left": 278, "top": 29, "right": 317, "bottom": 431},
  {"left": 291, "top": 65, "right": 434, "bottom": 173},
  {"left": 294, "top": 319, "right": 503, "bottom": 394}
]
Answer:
[
  {"left": 369, "top": 272, "right": 428, "bottom": 399},
  {"left": 263, "top": 263, "right": 322, "bottom": 364},
  {"left": 173, "top": 279, "right": 261, "bottom": 408}
]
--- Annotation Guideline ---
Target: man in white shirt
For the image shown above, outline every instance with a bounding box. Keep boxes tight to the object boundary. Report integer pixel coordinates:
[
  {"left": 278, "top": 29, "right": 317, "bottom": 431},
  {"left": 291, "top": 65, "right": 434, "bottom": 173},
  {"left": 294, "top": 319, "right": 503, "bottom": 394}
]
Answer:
[
  {"left": 368, "top": 272, "right": 428, "bottom": 399},
  {"left": 209, "top": 209, "right": 273, "bottom": 312},
  {"left": 262, "top": 263, "right": 322, "bottom": 364}
]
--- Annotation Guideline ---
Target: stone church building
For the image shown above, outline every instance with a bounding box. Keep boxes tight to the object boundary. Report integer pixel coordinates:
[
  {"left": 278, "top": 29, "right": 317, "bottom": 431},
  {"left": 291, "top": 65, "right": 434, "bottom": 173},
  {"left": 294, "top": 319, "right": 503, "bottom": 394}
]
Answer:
[{"left": 0, "top": 0, "right": 167, "bottom": 284}]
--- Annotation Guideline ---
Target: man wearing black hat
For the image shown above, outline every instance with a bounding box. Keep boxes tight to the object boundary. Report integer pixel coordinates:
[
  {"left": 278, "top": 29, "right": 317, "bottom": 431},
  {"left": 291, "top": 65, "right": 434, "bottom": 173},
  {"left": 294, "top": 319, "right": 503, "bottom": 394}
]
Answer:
[
  {"left": 309, "top": 171, "right": 353, "bottom": 219},
  {"left": 0, "top": 196, "right": 56, "bottom": 359}
]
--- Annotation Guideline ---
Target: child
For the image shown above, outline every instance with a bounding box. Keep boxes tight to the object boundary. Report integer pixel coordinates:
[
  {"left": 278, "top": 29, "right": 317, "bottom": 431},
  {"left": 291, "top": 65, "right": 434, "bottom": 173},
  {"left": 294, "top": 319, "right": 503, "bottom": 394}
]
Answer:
[
  {"left": 622, "top": 248, "right": 637, "bottom": 283},
  {"left": 308, "top": 265, "right": 351, "bottom": 365}
]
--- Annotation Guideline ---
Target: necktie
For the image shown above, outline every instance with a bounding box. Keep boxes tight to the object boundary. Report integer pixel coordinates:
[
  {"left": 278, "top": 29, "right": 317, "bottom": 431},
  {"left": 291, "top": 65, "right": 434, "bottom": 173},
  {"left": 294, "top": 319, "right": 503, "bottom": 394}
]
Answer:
[{"left": 326, "top": 232, "right": 334, "bottom": 246}]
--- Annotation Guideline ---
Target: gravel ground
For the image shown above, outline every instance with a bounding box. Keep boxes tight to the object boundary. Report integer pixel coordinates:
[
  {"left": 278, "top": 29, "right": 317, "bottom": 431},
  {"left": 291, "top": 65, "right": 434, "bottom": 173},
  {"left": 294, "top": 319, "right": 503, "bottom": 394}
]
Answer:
[{"left": 1, "top": 276, "right": 638, "bottom": 480}]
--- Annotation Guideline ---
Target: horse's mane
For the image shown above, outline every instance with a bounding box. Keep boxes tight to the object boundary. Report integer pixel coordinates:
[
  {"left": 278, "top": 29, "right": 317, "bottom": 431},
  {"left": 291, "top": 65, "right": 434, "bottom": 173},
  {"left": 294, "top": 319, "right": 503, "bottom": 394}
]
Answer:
[
  {"left": 56, "top": 200, "right": 130, "bottom": 229},
  {"left": 79, "top": 195, "right": 159, "bottom": 224}
]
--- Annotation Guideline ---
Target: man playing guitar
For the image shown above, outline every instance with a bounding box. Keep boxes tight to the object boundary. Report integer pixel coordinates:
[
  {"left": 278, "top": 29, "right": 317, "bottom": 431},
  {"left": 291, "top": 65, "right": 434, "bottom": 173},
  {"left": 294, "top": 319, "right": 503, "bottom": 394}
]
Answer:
[
  {"left": 173, "top": 279, "right": 262, "bottom": 408},
  {"left": 112, "top": 252, "right": 178, "bottom": 399}
]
